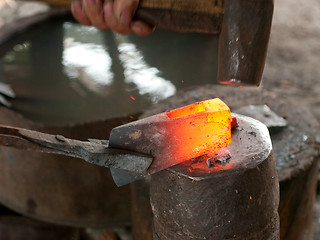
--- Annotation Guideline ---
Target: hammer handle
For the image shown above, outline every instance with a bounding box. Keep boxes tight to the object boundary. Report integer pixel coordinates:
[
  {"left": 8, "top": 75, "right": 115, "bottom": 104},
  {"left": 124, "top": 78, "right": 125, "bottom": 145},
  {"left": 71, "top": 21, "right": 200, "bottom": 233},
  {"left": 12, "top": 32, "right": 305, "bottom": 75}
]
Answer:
[
  {"left": 136, "top": 0, "right": 223, "bottom": 33},
  {"left": 30, "top": 0, "right": 224, "bottom": 33}
]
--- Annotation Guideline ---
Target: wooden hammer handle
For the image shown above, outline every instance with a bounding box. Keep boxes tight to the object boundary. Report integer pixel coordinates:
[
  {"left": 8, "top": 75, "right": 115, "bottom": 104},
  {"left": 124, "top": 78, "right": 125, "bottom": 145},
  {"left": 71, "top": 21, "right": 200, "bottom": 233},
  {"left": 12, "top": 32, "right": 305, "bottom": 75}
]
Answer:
[{"left": 135, "top": 0, "right": 223, "bottom": 33}]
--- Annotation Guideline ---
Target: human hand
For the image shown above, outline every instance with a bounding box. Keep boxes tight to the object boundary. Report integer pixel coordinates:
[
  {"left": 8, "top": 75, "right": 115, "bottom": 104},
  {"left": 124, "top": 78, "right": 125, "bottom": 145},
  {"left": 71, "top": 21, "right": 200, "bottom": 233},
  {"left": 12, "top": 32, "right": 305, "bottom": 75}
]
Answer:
[{"left": 71, "top": 0, "right": 154, "bottom": 36}]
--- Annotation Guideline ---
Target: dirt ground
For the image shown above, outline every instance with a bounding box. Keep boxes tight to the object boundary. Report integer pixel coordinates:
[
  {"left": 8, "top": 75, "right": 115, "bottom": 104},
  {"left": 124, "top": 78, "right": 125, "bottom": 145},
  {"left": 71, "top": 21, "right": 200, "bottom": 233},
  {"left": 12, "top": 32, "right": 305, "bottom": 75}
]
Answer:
[
  {"left": 263, "top": 0, "right": 320, "bottom": 123},
  {"left": 263, "top": 2, "right": 320, "bottom": 239},
  {"left": 0, "top": 0, "right": 320, "bottom": 239}
]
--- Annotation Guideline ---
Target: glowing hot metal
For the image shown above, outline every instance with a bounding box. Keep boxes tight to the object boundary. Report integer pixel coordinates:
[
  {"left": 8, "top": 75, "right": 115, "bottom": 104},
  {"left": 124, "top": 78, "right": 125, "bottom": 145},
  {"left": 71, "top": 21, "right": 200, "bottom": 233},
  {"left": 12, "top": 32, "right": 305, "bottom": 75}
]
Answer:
[{"left": 109, "top": 98, "right": 231, "bottom": 185}]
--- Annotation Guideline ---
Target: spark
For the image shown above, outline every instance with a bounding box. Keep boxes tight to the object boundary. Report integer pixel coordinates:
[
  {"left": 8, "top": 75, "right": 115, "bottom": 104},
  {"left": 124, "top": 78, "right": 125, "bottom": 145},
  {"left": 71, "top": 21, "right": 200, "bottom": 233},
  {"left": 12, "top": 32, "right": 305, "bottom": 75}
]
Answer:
[{"left": 130, "top": 96, "right": 136, "bottom": 101}]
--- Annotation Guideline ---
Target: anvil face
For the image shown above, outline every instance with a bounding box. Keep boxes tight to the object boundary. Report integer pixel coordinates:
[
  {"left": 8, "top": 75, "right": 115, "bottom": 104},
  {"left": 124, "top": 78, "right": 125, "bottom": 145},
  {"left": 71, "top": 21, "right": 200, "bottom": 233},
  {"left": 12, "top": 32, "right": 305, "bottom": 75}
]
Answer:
[{"left": 109, "top": 98, "right": 231, "bottom": 186}]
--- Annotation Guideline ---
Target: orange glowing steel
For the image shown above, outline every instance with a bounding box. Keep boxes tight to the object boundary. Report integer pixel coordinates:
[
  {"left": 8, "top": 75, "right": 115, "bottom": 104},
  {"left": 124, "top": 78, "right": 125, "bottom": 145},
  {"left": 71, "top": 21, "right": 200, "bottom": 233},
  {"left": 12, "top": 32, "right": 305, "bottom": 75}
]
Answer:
[
  {"left": 163, "top": 98, "right": 231, "bottom": 165},
  {"left": 167, "top": 102, "right": 206, "bottom": 119}
]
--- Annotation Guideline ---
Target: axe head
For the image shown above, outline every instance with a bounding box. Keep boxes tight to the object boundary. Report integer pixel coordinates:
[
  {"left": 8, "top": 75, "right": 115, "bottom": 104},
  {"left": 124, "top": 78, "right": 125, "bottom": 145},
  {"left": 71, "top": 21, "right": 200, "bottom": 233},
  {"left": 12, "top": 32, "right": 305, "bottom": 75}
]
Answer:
[{"left": 109, "top": 98, "right": 231, "bottom": 186}]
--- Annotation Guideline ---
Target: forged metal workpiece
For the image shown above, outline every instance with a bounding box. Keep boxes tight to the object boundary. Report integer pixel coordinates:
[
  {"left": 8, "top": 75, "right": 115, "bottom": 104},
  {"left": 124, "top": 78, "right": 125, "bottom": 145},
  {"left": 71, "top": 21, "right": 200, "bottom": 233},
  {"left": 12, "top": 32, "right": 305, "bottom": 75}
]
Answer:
[
  {"left": 109, "top": 98, "right": 231, "bottom": 186},
  {"left": 151, "top": 114, "right": 280, "bottom": 240}
]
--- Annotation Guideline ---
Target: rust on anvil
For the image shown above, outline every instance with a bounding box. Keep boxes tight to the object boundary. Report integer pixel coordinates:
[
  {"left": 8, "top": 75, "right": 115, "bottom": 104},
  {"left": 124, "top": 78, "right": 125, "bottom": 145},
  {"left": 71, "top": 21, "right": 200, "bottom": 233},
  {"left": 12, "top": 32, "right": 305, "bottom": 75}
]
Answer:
[{"left": 109, "top": 98, "right": 231, "bottom": 176}]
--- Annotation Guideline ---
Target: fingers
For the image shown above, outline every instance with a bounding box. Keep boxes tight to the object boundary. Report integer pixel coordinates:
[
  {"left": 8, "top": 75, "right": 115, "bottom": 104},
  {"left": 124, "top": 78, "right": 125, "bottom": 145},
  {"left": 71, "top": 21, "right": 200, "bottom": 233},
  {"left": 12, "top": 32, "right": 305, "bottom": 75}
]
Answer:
[
  {"left": 82, "top": 0, "right": 108, "bottom": 30},
  {"left": 71, "top": 1, "right": 92, "bottom": 26},
  {"left": 72, "top": 0, "right": 108, "bottom": 30},
  {"left": 113, "top": 0, "right": 138, "bottom": 26},
  {"left": 131, "top": 20, "right": 155, "bottom": 36},
  {"left": 107, "top": 0, "right": 155, "bottom": 35},
  {"left": 106, "top": 0, "right": 139, "bottom": 35},
  {"left": 71, "top": 0, "right": 155, "bottom": 36},
  {"left": 103, "top": 1, "right": 131, "bottom": 35}
]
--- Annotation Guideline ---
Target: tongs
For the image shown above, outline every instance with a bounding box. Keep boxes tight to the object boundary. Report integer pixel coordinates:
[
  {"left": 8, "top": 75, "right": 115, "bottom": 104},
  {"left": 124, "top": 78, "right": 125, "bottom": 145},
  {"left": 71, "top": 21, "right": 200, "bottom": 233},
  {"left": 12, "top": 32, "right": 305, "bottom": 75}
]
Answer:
[{"left": 0, "top": 125, "right": 153, "bottom": 174}]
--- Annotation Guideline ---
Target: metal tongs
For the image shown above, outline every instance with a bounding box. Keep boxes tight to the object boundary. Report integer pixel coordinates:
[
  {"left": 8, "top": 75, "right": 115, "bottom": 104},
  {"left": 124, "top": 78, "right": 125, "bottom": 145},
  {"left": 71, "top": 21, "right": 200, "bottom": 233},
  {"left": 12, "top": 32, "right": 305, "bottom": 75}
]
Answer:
[{"left": 0, "top": 125, "right": 153, "bottom": 174}]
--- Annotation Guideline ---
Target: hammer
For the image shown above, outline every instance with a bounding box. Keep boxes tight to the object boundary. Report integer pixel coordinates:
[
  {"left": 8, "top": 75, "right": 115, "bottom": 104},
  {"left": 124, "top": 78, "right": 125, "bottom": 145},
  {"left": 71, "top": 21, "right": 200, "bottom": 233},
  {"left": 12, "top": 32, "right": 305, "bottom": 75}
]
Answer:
[{"left": 28, "top": 0, "right": 274, "bottom": 86}]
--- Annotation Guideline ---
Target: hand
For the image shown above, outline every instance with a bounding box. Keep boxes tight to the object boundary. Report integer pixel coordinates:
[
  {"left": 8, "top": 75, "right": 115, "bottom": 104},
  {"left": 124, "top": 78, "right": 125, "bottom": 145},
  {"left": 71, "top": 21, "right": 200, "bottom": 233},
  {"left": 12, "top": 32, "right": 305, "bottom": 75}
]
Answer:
[{"left": 71, "top": 0, "right": 154, "bottom": 36}]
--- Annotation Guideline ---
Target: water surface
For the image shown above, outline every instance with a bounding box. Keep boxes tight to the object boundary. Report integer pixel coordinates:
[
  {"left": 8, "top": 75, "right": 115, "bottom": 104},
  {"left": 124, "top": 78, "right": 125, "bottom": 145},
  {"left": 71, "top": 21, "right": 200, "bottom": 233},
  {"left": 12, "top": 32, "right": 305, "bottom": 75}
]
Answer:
[{"left": 0, "top": 16, "right": 219, "bottom": 125}]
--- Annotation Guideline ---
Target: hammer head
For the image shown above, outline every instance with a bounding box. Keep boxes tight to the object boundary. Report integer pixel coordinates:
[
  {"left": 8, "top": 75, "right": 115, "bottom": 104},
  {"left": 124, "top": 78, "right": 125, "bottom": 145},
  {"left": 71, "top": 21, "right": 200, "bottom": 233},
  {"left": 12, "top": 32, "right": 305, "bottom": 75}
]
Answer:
[
  {"left": 109, "top": 98, "right": 231, "bottom": 186},
  {"left": 136, "top": 0, "right": 273, "bottom": 87},
  {"left": 218, "top": 0, "right": 274, "bottom": 86}
]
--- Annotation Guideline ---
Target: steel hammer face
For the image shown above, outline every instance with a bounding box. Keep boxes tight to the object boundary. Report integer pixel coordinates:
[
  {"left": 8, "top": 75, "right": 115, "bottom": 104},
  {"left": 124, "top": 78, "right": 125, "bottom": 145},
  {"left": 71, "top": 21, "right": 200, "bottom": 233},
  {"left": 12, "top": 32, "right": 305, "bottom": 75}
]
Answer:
[{"left": 109, "top": 98, "right": 231, "bottom": 186}]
